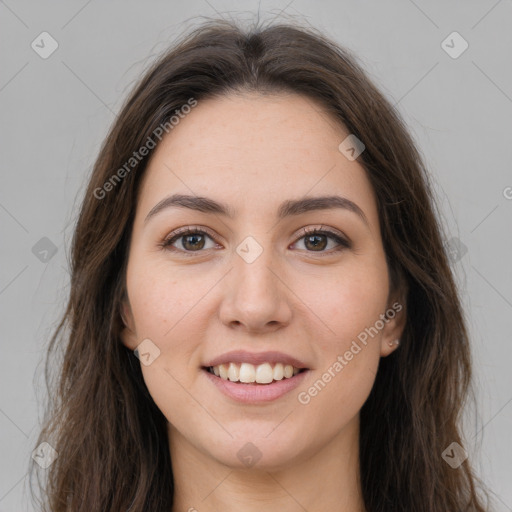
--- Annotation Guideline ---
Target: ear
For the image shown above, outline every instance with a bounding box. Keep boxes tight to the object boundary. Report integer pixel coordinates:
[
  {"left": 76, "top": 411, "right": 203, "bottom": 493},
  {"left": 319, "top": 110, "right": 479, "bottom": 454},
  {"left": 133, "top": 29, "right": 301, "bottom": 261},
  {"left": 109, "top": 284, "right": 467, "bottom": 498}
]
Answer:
[
  {"left": 380, "top": 290, "right": 407, "bottom": 358},
  {"left": 119, "top": 300, "right": 138, "bottom": 351}
]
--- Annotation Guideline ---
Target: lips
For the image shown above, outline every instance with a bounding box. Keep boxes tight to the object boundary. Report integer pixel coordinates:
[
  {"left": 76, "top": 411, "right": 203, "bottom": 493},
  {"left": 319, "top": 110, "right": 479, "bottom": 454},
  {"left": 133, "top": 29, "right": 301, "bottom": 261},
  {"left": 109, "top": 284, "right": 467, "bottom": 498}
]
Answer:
[{"left": 203, "top": 350, "right": 308, "bottom": 369}]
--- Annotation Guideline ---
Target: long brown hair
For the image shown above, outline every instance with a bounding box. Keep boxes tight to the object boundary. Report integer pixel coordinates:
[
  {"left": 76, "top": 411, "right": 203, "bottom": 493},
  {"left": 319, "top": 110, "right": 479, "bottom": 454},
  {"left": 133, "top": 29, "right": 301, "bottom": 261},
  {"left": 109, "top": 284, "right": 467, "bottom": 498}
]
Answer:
[{"left": 29, "top": 18, "right": 491, "bottom": 511}]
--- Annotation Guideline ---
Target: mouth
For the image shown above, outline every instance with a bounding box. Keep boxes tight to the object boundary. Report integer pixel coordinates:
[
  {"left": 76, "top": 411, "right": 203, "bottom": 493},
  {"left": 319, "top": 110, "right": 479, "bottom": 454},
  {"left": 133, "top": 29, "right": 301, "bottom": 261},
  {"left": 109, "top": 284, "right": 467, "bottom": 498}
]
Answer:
[
  {"left": 202, "top": 362, "right": 307, "bottom": 385},
  {"left": 201, "top": 350, "right": 310, "bottom": 402}
]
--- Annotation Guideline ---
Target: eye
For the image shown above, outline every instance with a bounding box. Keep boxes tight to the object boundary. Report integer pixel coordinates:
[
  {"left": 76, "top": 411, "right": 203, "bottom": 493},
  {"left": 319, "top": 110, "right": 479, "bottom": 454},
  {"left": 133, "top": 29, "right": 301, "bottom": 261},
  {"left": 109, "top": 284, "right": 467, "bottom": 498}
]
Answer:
[
  {"left": 291, "top": 226, "right": 351, "bottom": 253},
  {"left": 160, "top": 226, "right": 218, "bottom": 255}
]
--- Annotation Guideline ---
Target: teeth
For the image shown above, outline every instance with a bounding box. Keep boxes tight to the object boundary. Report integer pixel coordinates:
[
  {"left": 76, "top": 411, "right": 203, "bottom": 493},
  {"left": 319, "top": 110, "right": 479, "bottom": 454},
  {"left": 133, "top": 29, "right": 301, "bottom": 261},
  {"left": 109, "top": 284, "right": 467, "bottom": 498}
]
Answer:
[
  {"left": 218, "top": 363, "right": 228, "bottom": 380},
  {"left": 273, "top": 363, "right": 284, "bottom": 380},
  {"left": 255, "top": 362, "right": 273, "bottom": 384},
  {"left": 227, "top": 362, "right": 239, "bottom": 382},
  {"left": 239, "top": 362, "right": 256, "bottom": 383},
  {"left": 209, "top": 362, "right": 302, "bottom": 384}
]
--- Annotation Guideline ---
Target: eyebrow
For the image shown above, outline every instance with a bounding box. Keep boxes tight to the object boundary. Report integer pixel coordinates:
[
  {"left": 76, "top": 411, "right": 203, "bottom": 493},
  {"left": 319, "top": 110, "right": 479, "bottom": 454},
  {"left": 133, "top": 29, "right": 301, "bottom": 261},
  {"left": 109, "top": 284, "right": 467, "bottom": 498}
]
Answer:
[{"left": 144, "top": 193, "right": 369, "bottom": 227}]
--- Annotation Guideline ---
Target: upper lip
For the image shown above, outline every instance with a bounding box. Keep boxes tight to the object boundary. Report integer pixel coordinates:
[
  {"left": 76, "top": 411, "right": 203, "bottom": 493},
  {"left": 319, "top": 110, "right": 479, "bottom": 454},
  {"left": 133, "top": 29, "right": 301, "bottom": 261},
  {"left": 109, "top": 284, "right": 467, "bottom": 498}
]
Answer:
[{"left": 203, "top": 350, "right": 309, "bottom": 369}]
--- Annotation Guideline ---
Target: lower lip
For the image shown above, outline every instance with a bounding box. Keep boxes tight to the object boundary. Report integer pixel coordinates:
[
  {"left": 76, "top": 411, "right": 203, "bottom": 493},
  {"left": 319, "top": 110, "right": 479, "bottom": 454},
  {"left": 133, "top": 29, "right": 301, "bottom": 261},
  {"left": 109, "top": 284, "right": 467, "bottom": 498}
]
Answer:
[{"left": 202, "top": 368, "right": 309, "bottom": 403}]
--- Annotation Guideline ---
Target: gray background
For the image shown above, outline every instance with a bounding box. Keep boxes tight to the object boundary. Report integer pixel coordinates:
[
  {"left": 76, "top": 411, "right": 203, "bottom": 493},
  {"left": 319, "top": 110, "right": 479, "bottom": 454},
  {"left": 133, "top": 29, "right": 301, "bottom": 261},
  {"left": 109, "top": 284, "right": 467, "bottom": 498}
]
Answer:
[{"left": 1, "top": 0, "right": 511, "bottom": 510}]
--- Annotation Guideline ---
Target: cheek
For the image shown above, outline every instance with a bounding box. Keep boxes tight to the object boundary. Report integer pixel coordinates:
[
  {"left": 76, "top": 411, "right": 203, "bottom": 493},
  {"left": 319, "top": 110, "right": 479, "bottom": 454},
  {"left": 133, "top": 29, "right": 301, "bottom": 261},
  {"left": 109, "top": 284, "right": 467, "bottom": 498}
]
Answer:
[
  {"left": 128, "top": 265, "right": 207, "bottom": 425},
  {"left": 291, "top": 257, "right": 387, "bottom": 414},
  {"left": 297, "top": 259, "right": 389, "bottom": 350},
  {"left": 295, "top": 272, "right": 385, "bottom": 427},
  {"left": 127, "top": 257, "right": 206, "bottom": 339},
  {"left": 126, "top": 261, "right": 208, "bottom": 406}
]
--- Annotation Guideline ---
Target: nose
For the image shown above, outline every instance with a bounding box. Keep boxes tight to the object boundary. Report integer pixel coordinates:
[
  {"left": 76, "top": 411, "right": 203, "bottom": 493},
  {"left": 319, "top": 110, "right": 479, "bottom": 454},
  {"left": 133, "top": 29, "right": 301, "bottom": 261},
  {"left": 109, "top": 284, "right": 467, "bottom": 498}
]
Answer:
[{"left": 218, "top": 243, "right": 292, "bottom": 334}]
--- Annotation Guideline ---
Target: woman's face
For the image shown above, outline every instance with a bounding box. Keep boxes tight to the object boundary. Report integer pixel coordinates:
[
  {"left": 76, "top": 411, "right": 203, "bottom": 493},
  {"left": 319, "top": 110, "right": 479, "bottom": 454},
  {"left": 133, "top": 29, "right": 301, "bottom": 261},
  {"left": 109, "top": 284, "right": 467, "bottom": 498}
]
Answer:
[{"left": 121, "top": 92, "right": 405, "bottom": 470}]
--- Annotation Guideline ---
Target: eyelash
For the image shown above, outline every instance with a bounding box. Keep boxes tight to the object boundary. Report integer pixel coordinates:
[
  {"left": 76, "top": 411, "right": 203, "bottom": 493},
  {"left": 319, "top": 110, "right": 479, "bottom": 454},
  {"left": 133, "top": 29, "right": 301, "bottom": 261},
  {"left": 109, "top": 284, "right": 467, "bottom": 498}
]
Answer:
[{"left": 159, "top": 225, "right": 351, "bottom": 257}]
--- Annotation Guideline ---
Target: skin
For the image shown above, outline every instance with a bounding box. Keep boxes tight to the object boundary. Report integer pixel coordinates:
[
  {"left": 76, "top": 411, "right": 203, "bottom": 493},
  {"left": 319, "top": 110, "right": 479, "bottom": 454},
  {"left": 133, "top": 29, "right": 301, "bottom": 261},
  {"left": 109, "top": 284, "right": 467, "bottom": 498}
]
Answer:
[{"left": 120, "top": 91, "right": 406, "bottom": 512}]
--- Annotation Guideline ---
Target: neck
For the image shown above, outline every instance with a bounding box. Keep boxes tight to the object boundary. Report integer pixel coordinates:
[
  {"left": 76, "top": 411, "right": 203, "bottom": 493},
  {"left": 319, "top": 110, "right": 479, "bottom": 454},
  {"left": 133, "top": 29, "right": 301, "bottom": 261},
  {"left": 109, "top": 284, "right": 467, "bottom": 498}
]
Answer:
[{"left": 169, "top": 415, "right": 366, "bottom": 512}]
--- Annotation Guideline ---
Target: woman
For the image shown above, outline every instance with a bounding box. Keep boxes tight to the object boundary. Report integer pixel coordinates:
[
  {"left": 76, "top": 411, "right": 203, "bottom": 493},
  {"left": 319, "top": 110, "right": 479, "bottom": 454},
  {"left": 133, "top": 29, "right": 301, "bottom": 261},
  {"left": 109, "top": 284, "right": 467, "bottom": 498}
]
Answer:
[{"left": 30, "top": 18, "right": 491, "bottom": 511}]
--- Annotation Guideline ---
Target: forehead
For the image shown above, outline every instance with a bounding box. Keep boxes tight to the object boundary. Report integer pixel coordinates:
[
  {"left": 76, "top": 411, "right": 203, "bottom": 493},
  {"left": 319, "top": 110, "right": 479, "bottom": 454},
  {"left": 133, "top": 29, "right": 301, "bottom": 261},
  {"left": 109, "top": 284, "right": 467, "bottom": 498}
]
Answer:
[{"left": 136, "top": 92, "right": 379, "bottom": 231}]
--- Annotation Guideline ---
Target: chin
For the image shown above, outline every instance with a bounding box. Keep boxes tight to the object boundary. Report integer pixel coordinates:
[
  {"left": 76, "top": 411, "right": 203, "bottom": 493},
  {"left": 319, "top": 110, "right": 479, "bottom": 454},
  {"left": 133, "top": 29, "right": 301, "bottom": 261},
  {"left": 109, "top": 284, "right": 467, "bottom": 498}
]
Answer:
[{"left": 200, "top": 432, "right": 310, "bottom": 472}]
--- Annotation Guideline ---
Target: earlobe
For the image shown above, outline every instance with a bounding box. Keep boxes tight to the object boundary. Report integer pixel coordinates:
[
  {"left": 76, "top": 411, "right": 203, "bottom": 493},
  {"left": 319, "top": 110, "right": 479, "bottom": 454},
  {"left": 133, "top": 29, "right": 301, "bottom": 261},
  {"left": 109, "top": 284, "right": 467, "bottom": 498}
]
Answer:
[
  {"left": 381, "top": 335, "right": 402, "bottom": 358},
  {"left": 381, "top": 337, "right": 401, "bottom": 357},
  {"left": 380, "top": 297, "right": 407, "bottom": 357},
  {"left": 119, "top": 302, "right": 138, "bottom": 350},
  {"left": 120, "top": 324, "right": 138, "bottom": 351}
]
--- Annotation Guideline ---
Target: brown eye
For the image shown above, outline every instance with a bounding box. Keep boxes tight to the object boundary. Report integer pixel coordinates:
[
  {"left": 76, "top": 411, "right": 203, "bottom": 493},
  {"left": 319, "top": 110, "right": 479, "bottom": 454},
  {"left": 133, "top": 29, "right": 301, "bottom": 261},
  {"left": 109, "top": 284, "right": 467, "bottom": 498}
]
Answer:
[
  {"left": 293, "top": 228, "right": 350, "bottom": 253},
  {"left": 303, "top": 233, "right": 328, "bottom": 251},
  {"left": 180, "top": 232, "right": 206, "bottom": 251},
  {"left": 162, "top": 228, "right": 217, "bottom": 253}
]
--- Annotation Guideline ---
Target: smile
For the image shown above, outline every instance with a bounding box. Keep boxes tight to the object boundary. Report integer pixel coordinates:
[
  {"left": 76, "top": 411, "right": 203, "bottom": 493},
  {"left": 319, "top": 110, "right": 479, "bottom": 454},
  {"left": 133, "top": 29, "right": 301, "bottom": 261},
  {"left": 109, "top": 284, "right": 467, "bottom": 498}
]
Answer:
[{"left": 207, "top": 362, "right": 303, "bottom": 384}]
